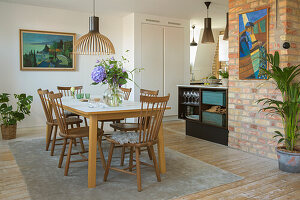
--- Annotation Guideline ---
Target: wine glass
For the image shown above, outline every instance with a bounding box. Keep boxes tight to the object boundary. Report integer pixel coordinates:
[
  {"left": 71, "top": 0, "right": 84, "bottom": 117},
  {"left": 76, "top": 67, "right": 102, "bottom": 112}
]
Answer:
[{"left": 186, "top": 91, "right": 191, "bottom": 104}]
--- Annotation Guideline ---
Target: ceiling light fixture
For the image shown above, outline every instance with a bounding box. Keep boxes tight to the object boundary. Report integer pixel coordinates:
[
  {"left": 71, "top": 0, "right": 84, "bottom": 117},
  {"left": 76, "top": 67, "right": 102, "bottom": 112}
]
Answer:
[
  {"left": 74, "top": 0, "right": 115, "bottom": 55},
  {"left": 223, "top": 12, "right": 229, "bottom": 40},
  {"left": 201, "top": 1, "right": 214, "bottom": 44},
  {"left": 190, "top": 25, "right": 198, "bottom": 46}
]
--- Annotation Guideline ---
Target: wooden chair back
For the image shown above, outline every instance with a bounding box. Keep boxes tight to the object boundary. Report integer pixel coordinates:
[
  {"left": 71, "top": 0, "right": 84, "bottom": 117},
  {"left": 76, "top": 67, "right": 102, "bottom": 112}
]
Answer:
[
  {"left": 48, "top": 92, "right": 69, "bottom": 135},
  {"left": 120, "top": 87, "right": 132, "bottom": 100},
  {"left": 140, "top": 89, "right": 159, "bottom": 97},
  {"left": 57, "top": 86, "right": 83, "bottom": 96},
  {"left": 138, "top": 95, "right": 170, "bottom": 144},
  {"left": 37, "top": 89, "right": 53, "bottom": 123}
]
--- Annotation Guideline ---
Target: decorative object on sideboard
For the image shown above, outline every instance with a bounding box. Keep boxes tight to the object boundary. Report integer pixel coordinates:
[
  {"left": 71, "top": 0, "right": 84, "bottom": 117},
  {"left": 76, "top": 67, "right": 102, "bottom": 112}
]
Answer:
[
  {"left": 239, "top": 8, "right": 269, "bottom": 80},
  {"left": 201, "top": 2, "right": 215, "bottom": 44},
  {"left": 190, "top": 25, "right": 198, "bottom": 46},
  {"left": 223, "top": 12, "right": 229, "bottom": 40},
  {"left": 257, "top": 51, "right": 300, "bottom": 173},
  {"left": 19, "top": 29, "right": 76, "bottom": 71},
  {"left": 282, "top": 42, "right": 290, "bottom": 49},
  {"left": 219, "top": 69, "right": 229, "bottom": 87},
  {"left": 73, "top": 0, "right": 115, "bottom": 55},
  {"left": 0, "top": 93, "right": 33, "bottom": 140}
]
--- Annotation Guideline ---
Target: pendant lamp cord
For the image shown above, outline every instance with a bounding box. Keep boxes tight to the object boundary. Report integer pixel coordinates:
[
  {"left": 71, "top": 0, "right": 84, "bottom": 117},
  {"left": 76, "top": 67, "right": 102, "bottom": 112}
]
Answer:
[{"left": 93, "top": 0, "right": 95, "bottom": 16}]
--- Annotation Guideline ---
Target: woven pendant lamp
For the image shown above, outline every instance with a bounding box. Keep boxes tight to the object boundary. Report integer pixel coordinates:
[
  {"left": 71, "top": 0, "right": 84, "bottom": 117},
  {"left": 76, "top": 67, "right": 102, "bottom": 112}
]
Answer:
[
  {"left": 201, "top": 2, "right": 214, "bottom": 44},
  {"left": 74, "top": 0, "right": 115, "bottom": 55}
]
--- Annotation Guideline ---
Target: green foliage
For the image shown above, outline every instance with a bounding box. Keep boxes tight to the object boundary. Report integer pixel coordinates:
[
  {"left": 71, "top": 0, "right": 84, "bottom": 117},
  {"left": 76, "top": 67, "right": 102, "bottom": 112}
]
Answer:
[
  {"left": 257, "top": 51, "right": 300, "bottom": 151},
  {"left": 219, "top": 70, "right": 229, "bottom": 79},
  {"left": 208, "top": 75, "right": 217, "bottom": 79},
  {"left": 0, "top": 93, "right": 33, "bottom": 126}
]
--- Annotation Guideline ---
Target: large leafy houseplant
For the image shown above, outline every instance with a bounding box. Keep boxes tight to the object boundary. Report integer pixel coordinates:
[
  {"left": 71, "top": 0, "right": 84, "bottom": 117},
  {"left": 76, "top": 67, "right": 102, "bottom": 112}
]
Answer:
[
  {"left": 257, "top": 51, "right": 300, "bottom": 152},
  {"left": 0, "top": 93, "right": 33, "bottom": 139}
]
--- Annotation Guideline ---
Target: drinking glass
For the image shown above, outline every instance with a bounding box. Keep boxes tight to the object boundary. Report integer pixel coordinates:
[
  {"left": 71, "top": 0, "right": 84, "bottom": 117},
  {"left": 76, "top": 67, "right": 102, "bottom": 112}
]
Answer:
[
  {"left": 186, "top": 91, "right": 191, "bottom": 104},
  {"left": 85, "top": 93, "right": 91, "bottom": 99},
  {"left": 76, "top": 93, "right": 82, "bottom": 99},
  {"left": 183, "top": 91, "right": 187, "bottom": 104},
  {"left": 80, "top": 93, "right": 84, "bottom": 99}
]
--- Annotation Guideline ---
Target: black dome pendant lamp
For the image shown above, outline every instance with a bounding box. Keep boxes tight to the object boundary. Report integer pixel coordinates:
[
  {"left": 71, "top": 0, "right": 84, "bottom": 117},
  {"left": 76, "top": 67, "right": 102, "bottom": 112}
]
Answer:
[
  {"left": 201, "top": 1, "right": 214, "bottom": 44},
  {"left": 190, "top": 25, "right": 198, "bottom": 46}
]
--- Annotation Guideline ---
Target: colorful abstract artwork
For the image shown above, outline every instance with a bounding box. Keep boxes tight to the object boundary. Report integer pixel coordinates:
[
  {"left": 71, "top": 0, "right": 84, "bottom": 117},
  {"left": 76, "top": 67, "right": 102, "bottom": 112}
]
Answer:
[
  {"left": 19, "top": 30, "right": 76, "bottom": 71},
  {"left": 239, "top": 8, "right": 268, "bottom": 79}
]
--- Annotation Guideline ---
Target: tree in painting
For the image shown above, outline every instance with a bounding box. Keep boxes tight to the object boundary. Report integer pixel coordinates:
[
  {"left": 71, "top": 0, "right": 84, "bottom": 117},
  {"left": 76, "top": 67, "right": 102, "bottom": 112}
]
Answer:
[
  {"left": 22, "top": 32, "right": 74, "bottom": 68},
  {"left": 239, "top": 8, "right": 268, "bottom": 80}
]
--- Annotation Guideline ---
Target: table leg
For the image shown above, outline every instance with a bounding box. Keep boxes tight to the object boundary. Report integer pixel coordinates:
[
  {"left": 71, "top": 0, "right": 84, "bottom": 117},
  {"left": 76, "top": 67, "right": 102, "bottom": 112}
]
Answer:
[
  {"left": 157, "top": 124, "right": 166, "bottom": 174},
  {"left": 88, "top": 115, "right": 97, "bottom": 188}
]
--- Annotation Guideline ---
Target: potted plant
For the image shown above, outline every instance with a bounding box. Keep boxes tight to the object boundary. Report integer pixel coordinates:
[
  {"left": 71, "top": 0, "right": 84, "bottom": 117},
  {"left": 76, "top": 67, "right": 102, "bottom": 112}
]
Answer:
[
  {"left": 257, "top": 51, "right": 300, "bottom": 173},
  {"left": 0, "top": 93, "right": 33, "bottom": 140},
  {"left": 219, "top": 70, "right": 229, "bottom": 87}
]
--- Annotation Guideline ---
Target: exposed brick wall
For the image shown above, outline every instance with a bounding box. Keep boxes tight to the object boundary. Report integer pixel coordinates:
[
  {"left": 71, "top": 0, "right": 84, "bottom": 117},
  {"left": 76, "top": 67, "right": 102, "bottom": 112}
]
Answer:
[{"left": 228, "top": 0, "right": 300, "bottom": 159}]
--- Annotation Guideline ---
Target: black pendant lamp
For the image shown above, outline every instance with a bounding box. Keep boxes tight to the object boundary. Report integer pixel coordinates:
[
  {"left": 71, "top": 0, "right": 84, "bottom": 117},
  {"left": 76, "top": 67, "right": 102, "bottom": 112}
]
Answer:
[
  {"left": 74, "top": 0, "right": 115, "bottom": 55},
  {"left": 190, "top": 25, "right": 198, "bottom": 46},
  {"left": 201, "top": 1, "right": 214, "bottom": 43},
  {"left": 223, "top": 12, "right": 229, "bottom": 40}
]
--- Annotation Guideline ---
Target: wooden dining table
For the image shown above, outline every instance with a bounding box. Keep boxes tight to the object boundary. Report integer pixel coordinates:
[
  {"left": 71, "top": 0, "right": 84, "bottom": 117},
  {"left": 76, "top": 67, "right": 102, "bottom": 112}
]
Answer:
[{"left": 57, "top": 98, "right": 169, "bottom": 188}]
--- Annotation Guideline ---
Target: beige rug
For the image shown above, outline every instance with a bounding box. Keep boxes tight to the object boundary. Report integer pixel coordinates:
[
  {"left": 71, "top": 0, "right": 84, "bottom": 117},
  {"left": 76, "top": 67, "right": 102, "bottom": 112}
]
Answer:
[{"left": 9, "top": 138, "right": 243, "bottom": 200}]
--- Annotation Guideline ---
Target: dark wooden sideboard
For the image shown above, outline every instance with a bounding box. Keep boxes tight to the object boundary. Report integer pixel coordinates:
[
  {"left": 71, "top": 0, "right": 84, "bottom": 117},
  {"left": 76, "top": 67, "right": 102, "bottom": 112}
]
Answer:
[{"left": 177, "top": 85, "right": 229, "bottom": 145}]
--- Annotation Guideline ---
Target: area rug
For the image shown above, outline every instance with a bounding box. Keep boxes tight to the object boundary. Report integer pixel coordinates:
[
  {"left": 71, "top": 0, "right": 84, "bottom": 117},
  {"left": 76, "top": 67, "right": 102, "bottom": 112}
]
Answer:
[{"left": 9, "top": 138, "right": 243, "bottom": 200}]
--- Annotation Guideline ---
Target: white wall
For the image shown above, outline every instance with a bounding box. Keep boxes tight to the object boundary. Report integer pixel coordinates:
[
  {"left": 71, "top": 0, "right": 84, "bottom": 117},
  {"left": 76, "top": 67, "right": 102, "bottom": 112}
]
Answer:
[
  {"left": 192, "top": 28, "right": 222, "bottom": 80},
  {"left": 0, "top": 2, "right": 124, "bottom": 128}
]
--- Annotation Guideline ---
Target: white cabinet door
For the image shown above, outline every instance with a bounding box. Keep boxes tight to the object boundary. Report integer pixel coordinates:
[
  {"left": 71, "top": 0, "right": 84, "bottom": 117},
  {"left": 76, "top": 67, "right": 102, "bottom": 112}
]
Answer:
[
  {"left": 141, "top": 24, "right": 164, "bottom": 95},
  {"left": 164, "top": 26, "right": 184, "bottom": 116}
]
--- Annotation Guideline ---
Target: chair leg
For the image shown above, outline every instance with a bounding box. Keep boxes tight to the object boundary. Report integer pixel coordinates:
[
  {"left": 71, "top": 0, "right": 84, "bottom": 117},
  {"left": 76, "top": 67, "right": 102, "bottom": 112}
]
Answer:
[
  {"left": 120, "top": 146, "right": 126, "bottom": 166},
  {"left": 64, "top": 139, "right": 73, "bottom": 176},
  {"left": 97, "top": 137, "right": 106, "bottom": 169},
  {"left": 129, "top": 147, "right": 134, "bottom": 171},
  {"left": 50, "top": 125, "right": 58, "bottom": 156},
  {"left": 84, "top": 117, "right": 88, "bottom": 127},
  {"left": 135, "top": 147, "right": 142, "bottom": 192},
  {"left": 147, "top": 147, "right": 153, "bottom": 160},
  {"left": 103, "top": 143, "right": 115, "bottom": 182},
  {"left": 150, "top": 145, "right": 161, "bottom": 182},
  {"left": 79, "top": 137, "right": 86, "bottom": 153},
  {"left": 46, "top": 125, "right": 53, "bottom": 151},
  {"left": 58, "top": 138, "right": 67, "bottom": 168}
]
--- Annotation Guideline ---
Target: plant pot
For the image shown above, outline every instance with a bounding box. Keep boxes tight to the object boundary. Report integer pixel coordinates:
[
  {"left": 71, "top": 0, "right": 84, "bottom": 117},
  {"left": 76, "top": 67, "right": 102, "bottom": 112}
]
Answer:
[
  {"left": 1, "top": 124, "right": 17, "bottom": 140},
  {"left": 276, "top": 147, "right": 300, "bottom": 173},
  {"left": 221, "top": 78, "right": 229, "bottom": 87}
]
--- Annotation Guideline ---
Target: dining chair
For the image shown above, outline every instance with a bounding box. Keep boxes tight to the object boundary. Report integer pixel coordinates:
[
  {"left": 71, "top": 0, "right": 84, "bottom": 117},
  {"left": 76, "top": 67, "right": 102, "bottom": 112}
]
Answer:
[
  {"left": 103, "top": 94, "right": 170, "bottom": 191},
  {"left": 48, "top": 92, "right": 106, "bottom": 176},
  {"left": 120, "top": 87, "right": 132, "bottom": 101},
  {"left": 57, "top": 86, "right": 88, "bottom": 126},
  {"left": 110, "top": 89, "right": 159, "bottom": 165},
  {"left": 37, "top": 89, "right": 84, "bottom": 156}
]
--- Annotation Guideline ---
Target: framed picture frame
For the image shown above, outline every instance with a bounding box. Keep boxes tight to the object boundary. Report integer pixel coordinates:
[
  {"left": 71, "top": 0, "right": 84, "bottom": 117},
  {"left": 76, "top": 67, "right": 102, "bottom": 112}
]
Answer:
[
  {"left": 19, "top": 29, "right": 76, "bottom": 71},
  {"left": 238, "top": 7, "right": 269, "bottom": 80}
]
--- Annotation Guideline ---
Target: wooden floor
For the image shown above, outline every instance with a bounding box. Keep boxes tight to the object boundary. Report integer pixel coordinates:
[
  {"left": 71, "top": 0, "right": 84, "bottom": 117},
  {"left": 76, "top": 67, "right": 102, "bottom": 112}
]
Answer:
[{"left": 0, "top": 121, "right": 299, "bottom": 200}]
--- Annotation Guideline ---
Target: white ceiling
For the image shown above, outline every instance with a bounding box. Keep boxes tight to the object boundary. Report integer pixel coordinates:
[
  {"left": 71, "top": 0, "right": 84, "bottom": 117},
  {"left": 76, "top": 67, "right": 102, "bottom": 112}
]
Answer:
[{"left": 0, "top": 0, "right": 228, "bottom": 28}]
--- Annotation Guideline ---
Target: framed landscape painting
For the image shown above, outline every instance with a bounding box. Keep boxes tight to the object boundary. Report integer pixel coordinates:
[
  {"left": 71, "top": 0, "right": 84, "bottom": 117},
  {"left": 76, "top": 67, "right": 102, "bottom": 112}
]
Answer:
[
  {"left": 19, "top": 29, "right": 76, "bottom": 71},
  {"left": 239, "top": 8, "right": 268, "bottom": 80}
]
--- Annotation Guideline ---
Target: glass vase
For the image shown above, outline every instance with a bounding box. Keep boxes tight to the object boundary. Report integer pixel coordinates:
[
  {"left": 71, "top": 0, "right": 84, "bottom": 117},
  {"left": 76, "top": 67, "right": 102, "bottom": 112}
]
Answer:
[{"left": 103, "top": 83, "right": 123, "bottom": 107}]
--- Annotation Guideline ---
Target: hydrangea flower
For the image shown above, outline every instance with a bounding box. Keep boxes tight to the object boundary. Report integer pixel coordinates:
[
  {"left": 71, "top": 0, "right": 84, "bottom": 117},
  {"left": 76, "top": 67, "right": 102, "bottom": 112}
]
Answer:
[{"left": 91, "top": 65, "right": 106, "bottom": 83}]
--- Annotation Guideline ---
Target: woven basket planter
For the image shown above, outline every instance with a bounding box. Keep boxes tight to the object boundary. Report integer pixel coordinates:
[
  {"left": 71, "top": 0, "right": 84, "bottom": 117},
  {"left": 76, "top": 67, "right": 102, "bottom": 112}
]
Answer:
[{"left": 1, "top": 124, "right": 17, "bottom": 140}]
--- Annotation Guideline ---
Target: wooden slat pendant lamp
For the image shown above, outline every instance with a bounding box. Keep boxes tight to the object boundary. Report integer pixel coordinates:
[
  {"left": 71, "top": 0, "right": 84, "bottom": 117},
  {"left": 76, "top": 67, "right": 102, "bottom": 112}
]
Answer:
[{"left": 74, "top": 0, "right": 115, "bottom": 55}]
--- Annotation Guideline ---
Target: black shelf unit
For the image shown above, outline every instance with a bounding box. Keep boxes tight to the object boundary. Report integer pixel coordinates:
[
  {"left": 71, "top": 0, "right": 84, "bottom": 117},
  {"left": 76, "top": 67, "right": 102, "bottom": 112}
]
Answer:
[{"left": 178, "top": 86, "right": 229, "bottom": 145}]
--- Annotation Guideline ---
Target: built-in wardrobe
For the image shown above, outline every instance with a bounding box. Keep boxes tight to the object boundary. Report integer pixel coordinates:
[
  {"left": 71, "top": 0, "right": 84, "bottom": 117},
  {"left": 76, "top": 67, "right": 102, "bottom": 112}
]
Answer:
[{"left": 140, "top": 22, "right": 187, "bottom": 116}]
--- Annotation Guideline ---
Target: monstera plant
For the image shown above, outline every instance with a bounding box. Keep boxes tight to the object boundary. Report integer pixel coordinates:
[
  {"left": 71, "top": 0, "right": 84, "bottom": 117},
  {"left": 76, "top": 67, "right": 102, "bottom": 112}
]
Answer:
[{"left": 257, "top": 51, "right": 300, "bottom": 173}]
